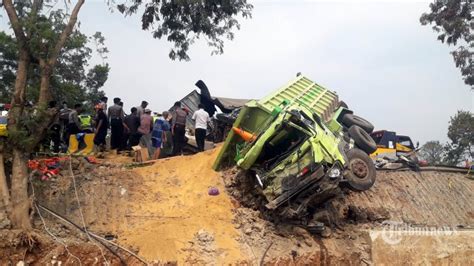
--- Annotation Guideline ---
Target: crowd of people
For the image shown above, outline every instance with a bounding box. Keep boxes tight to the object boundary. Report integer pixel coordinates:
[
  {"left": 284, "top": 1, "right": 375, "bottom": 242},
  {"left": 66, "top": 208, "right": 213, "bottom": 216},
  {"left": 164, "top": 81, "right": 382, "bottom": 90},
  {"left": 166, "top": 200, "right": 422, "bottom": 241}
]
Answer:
[{"left": 55, "top": 97, "right": 211, "bottom": 160}]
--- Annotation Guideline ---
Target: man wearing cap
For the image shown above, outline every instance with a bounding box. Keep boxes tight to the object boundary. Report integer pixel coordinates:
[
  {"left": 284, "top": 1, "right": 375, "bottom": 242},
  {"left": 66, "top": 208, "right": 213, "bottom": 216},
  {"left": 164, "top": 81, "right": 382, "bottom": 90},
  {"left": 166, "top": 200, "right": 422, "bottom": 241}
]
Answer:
[
  {"left": 138, "top": 108, "right": 154, "bottom": 156},
  {"left": 108, "top": 97, "right": 127, "bottom": 151}
]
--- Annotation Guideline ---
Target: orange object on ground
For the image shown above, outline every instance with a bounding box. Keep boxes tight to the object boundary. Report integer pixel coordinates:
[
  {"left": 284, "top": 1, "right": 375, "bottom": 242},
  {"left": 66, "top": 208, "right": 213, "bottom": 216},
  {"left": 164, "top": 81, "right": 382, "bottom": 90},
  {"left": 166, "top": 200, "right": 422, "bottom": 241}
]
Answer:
[{"left": 232, "top": 127, "right": 256, "bottom": 142}]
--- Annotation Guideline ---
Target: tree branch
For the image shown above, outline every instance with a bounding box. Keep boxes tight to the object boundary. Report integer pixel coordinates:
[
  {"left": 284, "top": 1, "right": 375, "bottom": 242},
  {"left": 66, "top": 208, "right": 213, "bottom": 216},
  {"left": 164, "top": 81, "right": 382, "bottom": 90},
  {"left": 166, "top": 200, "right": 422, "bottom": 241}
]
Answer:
[
  {"left": 2, "top": 0, "right": 28, "bottom": 49},
  {"left": 31, "top": 0, "right": 43, "bottom": 17},
  {"left": 48, "top": 0, "right": 85, "bottom": 66},
  {"left": 39, "top": 0, "right": 85, "bottom": 104}
]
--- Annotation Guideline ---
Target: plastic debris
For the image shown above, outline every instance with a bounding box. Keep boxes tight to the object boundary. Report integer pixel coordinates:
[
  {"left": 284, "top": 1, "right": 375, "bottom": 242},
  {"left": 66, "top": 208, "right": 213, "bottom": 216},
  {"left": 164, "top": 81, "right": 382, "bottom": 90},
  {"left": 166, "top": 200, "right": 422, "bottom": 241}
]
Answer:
[{"left": 208, "top": 187, "right": 220, "bottom": 196}]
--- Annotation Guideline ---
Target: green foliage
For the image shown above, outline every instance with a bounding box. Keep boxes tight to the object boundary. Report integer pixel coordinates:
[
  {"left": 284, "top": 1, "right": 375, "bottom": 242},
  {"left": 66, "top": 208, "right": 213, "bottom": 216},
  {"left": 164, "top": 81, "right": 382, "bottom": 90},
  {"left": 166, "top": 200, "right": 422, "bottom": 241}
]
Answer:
[
  {"left": 86, "top": 64, "right": 110, "bottom": 90},
  {"left": 420, "top": 0, "right": 473, "bottom": 88},
  {"left": 6, "top": 104, "right": 53, "bottom": 152},
  {"left": 0, "top": 26, "right": 109, "bottom": 112},
  {"left": 117, "top": 0, "right": 253, "bottom": 61},
  {"left": 444, "top": 110, "right": 474, "bottom": 165},
  {"left": 419, "top": 140, "right": 445, "bottom": 165},
  {"left": 0, "top": 32, "right": 17, "bottom": 102},
  {"left": 91, "top": 31, "right": 109, "bottom": 62}
]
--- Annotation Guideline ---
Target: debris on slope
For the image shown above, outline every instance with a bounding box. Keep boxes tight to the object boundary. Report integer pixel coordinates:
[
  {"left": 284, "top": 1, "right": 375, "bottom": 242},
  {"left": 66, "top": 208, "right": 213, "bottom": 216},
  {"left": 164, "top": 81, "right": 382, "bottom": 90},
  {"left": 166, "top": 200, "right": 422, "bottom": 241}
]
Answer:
[
  {"left": 182, "top": 229, "right": 217, "bottom": 264},
  {"left": 10, "top": 146, "right": 473, "bottom": 265}
]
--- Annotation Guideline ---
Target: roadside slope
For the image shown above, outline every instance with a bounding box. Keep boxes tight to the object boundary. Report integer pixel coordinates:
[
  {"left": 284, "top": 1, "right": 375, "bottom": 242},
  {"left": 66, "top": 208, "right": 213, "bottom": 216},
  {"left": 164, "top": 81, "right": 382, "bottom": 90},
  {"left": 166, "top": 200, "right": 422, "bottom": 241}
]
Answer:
[
  {"left": 31, "top": 147, "right": 474, "bottom": 264},
  {"left": 337, "top": 170, "right": 474, "bottom": 226}
]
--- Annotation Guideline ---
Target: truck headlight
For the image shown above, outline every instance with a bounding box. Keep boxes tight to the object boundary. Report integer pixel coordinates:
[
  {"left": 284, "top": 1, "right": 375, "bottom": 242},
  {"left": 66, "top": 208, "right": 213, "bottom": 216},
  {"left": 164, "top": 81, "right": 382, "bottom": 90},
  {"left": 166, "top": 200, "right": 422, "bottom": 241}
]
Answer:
[{"left": 328, "top": 167, "right": 341, "bottom": 179}]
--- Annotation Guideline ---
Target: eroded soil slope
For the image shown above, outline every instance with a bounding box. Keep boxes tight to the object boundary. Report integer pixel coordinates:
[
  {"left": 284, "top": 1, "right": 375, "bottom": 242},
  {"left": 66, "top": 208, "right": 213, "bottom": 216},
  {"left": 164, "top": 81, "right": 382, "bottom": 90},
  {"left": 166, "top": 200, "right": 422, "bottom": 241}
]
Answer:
[{"left": 3, "top": 147, "right": 472, "bottom": 265}]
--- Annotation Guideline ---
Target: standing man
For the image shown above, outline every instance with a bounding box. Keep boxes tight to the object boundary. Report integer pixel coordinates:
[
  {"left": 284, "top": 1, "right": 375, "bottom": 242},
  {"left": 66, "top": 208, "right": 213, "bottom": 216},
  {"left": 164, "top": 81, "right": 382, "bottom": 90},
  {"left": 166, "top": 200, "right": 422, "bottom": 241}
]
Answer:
[
  {"left": 162, "top": 111, "right": 173, "bottom": 157},
  {"left": 108, "top": 97, "right": 126, "bottom": 151},
  {"left": 136, "top": 101, "right": 148, "bottom": 118},
  {"left": 93, "top": 105, "right": 108, "bottom": 152},
  {"left": 59, "top": 101, "right": 71, "bottom": 146},
  {"left": 138, "top": 108, "right": 154, "bottom": 156},
  {"left": 124, "top": 107, "right": 141, "bottom": 149},
  {"left": 99, "top": 96, "right": 108, "bottom": 114},
  {"left": 151, "top": 111, "right": 171, "bottom": 159},
  {"left": 171, "top": 101, "right": 187, "bottom": 156},
  {"left": 66, "top": 103, "right": 83, "bottom": 147},
  {"left": 192, "top": 104, "right": 210, "bottom": 152}
]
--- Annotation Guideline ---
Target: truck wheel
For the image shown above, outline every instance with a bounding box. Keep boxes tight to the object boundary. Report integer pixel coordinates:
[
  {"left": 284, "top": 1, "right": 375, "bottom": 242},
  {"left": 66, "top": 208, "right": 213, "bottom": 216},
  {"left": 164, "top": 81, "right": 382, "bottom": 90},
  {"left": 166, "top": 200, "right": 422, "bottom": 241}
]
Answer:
[
  {"left": 344, "top": 148, "right": 376, "bottom": 191},
  {"left": 348, "top": 125, "right": 377, "bottom": 154},
  {"left": 341, "top": 114, "right": 374, "bottom": 133}
]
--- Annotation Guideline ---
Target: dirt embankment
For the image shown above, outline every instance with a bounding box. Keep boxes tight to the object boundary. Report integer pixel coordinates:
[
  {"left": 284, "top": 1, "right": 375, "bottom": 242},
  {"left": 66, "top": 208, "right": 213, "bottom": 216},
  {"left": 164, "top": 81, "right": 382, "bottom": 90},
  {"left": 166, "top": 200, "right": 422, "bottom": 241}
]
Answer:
[{"left": 1, "top": 147, "right": 473, "bottom": 265}]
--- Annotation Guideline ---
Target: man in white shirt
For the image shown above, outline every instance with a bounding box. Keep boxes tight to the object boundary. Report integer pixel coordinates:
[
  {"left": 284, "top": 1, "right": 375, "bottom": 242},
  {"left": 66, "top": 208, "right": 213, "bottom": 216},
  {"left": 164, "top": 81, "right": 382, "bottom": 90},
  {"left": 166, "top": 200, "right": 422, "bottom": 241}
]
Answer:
[{"left": 192, "top": 104, "right": 210, "bottom": 152}]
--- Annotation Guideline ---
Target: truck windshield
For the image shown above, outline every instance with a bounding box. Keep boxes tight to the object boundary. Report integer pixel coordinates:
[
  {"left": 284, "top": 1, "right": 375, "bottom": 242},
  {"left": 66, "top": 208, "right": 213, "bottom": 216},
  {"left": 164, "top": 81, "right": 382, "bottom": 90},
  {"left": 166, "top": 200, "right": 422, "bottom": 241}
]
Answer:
[{"left": 256, "top": 125, "right": 307, "bottom": 170}]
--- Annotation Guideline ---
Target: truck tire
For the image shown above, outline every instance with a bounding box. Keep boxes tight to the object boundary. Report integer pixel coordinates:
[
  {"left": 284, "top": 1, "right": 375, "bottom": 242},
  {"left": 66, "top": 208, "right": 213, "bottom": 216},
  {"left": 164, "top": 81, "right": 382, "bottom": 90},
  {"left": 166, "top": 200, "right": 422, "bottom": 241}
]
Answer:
[
  {"left": 348, "top": 125, "right": 377, "bottom": 154},
  {"left": 344, "top": 148, "right": 376, "bottom": 191},
  {"left": 341, "top": 113, "right": 374, "bottom": 133}
]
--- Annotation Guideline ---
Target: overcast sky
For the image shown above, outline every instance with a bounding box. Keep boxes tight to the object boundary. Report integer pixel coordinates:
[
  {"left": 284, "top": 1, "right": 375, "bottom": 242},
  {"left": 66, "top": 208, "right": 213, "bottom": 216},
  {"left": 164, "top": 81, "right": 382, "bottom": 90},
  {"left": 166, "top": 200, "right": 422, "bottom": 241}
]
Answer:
[{"left": 1, "top": 0, "right": 473, "bottom": 144}]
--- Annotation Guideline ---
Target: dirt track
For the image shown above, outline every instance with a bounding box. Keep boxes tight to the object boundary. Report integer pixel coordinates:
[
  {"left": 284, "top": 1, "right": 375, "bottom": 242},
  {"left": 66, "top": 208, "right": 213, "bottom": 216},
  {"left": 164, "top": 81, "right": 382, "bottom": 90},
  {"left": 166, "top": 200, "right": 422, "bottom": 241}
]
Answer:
[{"left": 1, "top": 147, "right": 473, "bottom": 264}]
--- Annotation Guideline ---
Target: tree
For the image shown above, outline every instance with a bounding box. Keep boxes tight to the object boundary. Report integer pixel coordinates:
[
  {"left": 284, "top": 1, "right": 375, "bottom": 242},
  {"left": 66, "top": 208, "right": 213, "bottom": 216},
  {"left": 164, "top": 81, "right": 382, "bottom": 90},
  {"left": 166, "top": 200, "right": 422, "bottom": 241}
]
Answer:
[
  {"left": 419, "top": 140, "right": 445, "bottom": 165},
  {"left": 1, "top": 0, "right": 87, "bottom": 229},
  {"left": 117, "top": 0, "right": 253, "bottom": 61},
  {"left": 418, "top": 140, "right": 445, "bottom": 165},
  {"left": 420, "top": 0, "right": 473, "bottom": 88},
  {"left": 0, "top": 29, "right": 110, "bottom": 110},
  {"left": 1, "top": 0, "right": 252, "bottom": 229},
  {"left": 444, "top": 110, "right": 474, "bottom": 165}
]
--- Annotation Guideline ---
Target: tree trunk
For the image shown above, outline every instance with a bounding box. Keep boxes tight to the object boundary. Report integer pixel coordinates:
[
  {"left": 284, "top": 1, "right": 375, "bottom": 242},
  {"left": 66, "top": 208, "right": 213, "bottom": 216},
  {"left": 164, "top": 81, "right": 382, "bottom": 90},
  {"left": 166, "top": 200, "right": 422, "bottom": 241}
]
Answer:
[
  {"left": 0, "top": 151, "right": 11, "bottom": 216},
  {"left": 9, "top": 149, "right": 31, "bottom": 229},
  {"left": 2, "top": 0, "right": 85, "bottom": 230},
  {"left": 11, "top": 50, "right": 29, "bottom": 106},
  {"left": 38, "top": 62, "right": 52, "bottom": 105}
]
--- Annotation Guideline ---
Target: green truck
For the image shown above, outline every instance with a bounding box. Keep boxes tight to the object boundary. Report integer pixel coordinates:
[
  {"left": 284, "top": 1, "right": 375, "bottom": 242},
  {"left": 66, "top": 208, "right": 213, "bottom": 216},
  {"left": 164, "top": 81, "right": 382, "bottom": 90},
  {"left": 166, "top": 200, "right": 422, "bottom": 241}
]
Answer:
[{"left": 214, "top": 75, "right": 377, "bottom": 230}]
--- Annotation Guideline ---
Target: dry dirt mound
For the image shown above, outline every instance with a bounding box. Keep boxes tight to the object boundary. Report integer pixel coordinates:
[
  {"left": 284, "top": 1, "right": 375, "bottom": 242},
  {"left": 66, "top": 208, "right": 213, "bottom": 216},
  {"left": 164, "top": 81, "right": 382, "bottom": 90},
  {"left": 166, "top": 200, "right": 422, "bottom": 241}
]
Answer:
[{"left": 4, "top": 147, "right": 473, "bottom": 265}]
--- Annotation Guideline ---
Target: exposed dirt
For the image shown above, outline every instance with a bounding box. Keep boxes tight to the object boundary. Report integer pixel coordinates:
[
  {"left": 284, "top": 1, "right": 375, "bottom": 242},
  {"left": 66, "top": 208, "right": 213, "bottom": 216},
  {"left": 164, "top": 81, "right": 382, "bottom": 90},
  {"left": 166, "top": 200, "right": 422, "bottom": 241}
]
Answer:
[
  {"left": 0, "top": 229, "right": 141, "bottom": 265},
  {"left": 1, "top": 147, "right": 473, "bottom": 265}
]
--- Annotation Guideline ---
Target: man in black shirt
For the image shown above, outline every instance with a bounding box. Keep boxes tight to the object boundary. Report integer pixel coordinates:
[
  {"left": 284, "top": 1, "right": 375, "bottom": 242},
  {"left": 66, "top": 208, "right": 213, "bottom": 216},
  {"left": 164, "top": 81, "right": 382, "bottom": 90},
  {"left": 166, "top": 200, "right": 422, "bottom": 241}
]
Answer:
[
  {"left": 108, "top": 97, "right": 126, "bottom": 151},
  {"left": 171, "top": 101, "right": 188, "bottom": 156},
  {"left": 124, "top": 107, "right": 141, "bottom": 149}
]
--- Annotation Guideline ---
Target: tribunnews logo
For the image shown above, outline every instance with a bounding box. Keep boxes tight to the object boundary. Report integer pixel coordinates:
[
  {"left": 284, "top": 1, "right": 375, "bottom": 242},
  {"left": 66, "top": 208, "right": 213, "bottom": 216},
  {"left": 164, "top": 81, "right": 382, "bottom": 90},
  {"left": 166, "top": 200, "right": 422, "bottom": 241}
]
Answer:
[{"left": 372, "top": 221, "right": 459, "bottom": 245}]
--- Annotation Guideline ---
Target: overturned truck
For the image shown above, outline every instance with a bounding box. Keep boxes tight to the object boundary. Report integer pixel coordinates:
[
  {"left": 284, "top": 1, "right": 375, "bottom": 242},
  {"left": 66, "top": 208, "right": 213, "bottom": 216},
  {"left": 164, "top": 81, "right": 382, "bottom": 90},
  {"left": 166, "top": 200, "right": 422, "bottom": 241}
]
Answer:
[{"left": 213, "top": 75, "right": 378, "bottom": 231}]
